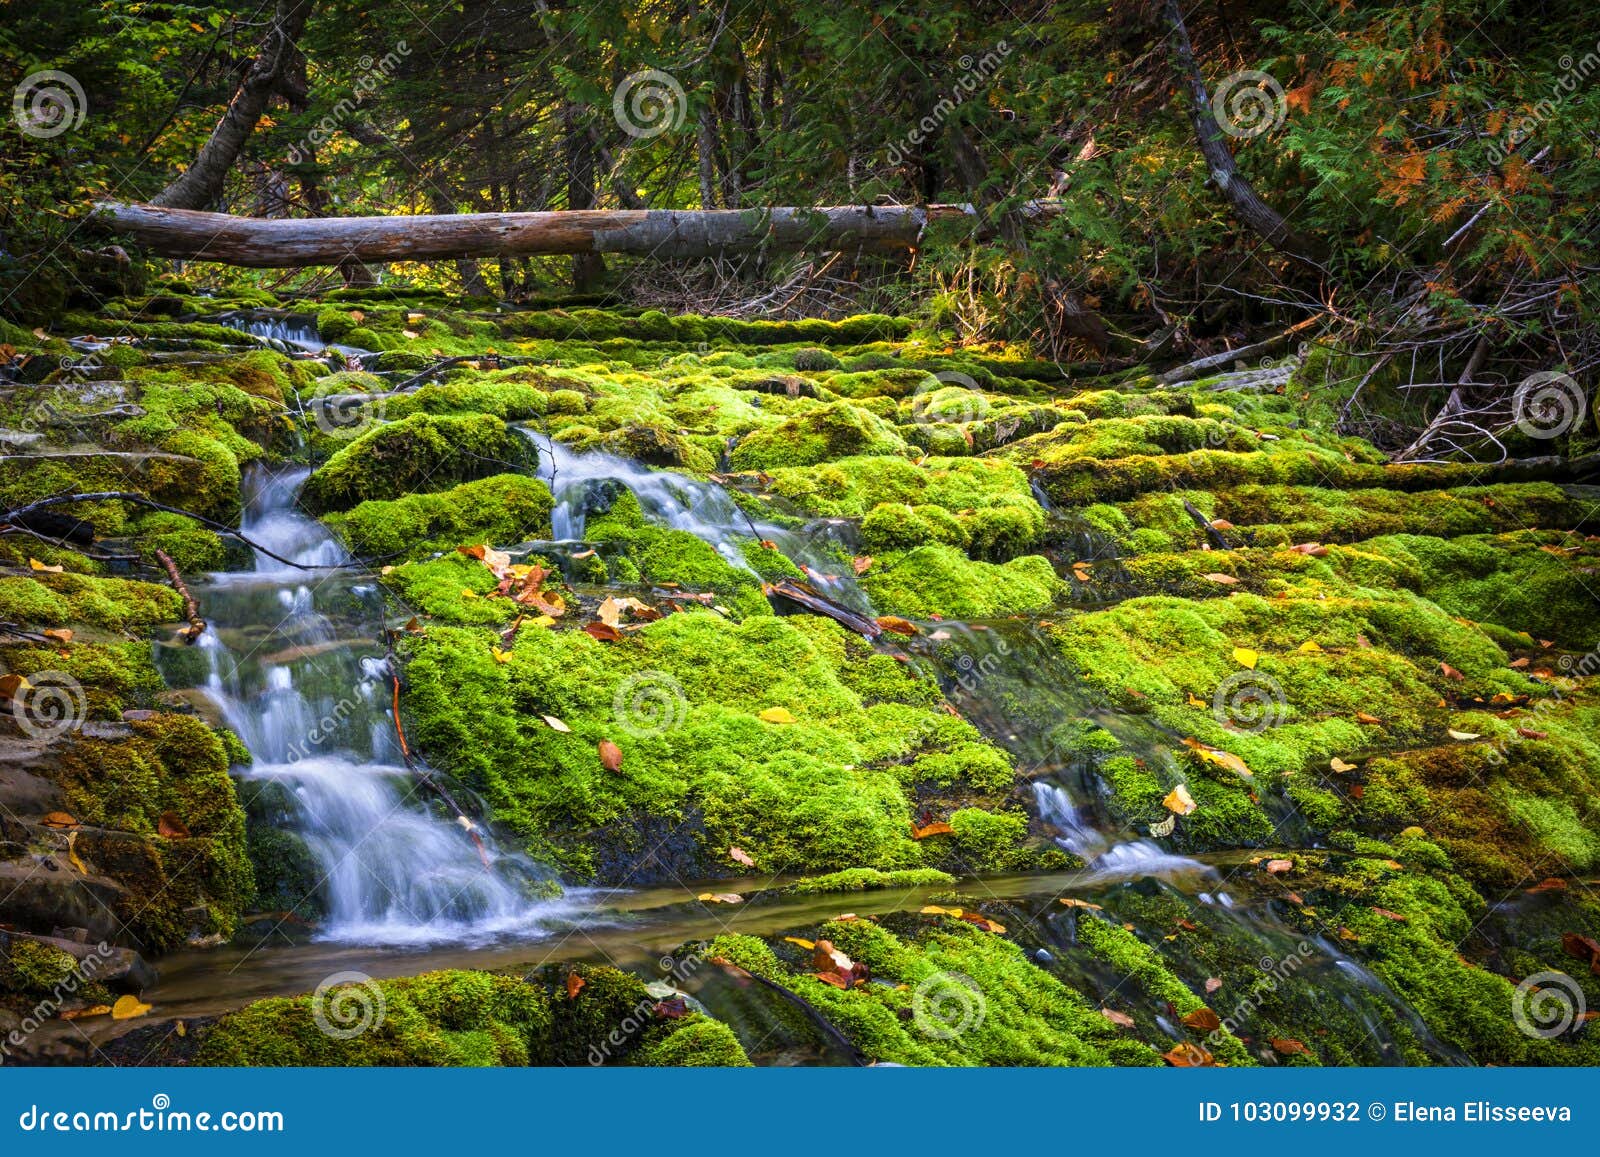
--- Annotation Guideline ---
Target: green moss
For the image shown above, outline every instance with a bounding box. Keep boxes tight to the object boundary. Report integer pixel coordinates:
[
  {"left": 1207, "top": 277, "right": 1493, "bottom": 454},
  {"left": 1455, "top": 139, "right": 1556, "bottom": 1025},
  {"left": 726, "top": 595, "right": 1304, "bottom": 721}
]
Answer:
[
  {"left": 860, "top": 545, "right": 1061, "bottom": 619},
  {"left": 1077, "top": 916, "right": 1254, "bottom": 1065},
  {"left": 787, "top": 867, "right": 957, "bottom": 894},
  {"left": 300, "top": 413, "right": 536, "bottom": 513},
  {"left": 729, "top": 402, "right": 908, "bottom": 470},
  {"left": 326, "top": 474, "right": 553, "bottom": 559},
  {"left": 398, "top": 611, "right": 1028, "bottom": 881},
  {"left": 43, "top": 714, "right": 252, "bottom": 949},
  {"left": 0, "top": 571, "right": 181, "bottom": 631},
  {"left": 705, "top": 918, "right": 1159, "bottom": 1066}
]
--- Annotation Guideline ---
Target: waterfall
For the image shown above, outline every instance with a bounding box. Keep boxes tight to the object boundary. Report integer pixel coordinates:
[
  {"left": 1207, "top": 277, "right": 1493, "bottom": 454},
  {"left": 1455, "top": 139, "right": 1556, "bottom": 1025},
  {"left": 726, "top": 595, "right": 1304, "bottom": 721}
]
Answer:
[
  {"left": 526, "top": 432, "right": 868, "bottom": 608},
  {"left": 211, "top": 313, "right": 375, "bottom": 367},
  {"left": 168, "top": 465, "right": 581, "bottom": 945}
]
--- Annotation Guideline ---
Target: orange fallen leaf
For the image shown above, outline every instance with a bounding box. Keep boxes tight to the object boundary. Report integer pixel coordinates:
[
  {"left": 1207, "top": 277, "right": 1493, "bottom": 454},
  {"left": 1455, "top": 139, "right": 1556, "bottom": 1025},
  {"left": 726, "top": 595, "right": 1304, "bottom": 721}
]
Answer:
[
  {"left": 1181, "top": 1008, "right": 1222, "bottom": 1032},
  {"left": 583, "top": 622, "right": 622, "bottom": 642},
  {"left": 911, "top": 821, "right": 954, "bottom": 839},
  {"left": 158, "top": 812, "right": 190, "bottom": 839},
  {"left": 852, "top": 556, "right": 873, "bottom": 575},
  {"left": 59, "top": 1005, "right": 112, "bottom": 1021},
  {"left": 1163, "top": 1041, "right": 1216, "bottom": 1067},
  {"left": 1355, "top": 712, "right": 1383, "bottom": 725},
  {"left": 1163, "top": 783, "right": 1197, "bottom": 816},
  {"left": 875, "top": 615, "right": 918, "bottom": 636},
  {"left": 40, "top": 811, "right": 79, "bottom": 830},
  {"left": 598, "top": 739, "right": 623, "bottom": 772},
  {"left": 1265, "top": 858, "right": 1294, "bottom": 874},
  {"left": 1372, "top": 907, "right": 1408, "bottom": 922},
  {"left": 1439, "top": 661, "right": 1465, "bottom": 681},
  {"left": 1272, "top": 1037, "right": 1311, "bottom": 1056},
  {"left": 566, "top": 971, "right": 586, "bottom": 999}
]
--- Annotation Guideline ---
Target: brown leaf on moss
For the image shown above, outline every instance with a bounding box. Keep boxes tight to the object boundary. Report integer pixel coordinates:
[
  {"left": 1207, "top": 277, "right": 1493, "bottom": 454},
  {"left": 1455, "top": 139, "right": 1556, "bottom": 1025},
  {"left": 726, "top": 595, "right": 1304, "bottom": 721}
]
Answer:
[
  {"left": 598, "top": 739, "right": 623, "bottom": 772},
  {"left": 1181, "top": 1008, "right": 1222, "bottom": 1032}
]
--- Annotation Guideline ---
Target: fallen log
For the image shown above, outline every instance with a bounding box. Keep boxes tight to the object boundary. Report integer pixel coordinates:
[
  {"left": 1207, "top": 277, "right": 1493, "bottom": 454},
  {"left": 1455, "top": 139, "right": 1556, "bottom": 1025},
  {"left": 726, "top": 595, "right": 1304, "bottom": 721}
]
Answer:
[{"left": 90, "top": 200, "right": 1060, "bottom": 267}]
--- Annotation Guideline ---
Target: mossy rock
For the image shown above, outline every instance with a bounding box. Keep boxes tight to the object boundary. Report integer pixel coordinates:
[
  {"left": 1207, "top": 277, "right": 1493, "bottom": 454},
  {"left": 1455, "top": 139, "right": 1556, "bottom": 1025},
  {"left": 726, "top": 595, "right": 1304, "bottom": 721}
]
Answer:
[
  {"left": 300, "top": 413, "right": 536, "bottom": 513},
  {"left": 325, "top": 474, "right": 554, "bottom": 559}
]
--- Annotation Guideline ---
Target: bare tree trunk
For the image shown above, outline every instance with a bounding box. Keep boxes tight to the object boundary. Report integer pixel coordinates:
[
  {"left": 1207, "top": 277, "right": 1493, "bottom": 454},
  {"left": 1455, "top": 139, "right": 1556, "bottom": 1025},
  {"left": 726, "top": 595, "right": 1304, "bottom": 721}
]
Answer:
[
  {"left": 153, "top": 0, "right": 315, "bottom": 210},
  {"left": 94, "top": 200, "right": 1063, "bottom": 266},
  {"left": 697, "top": 103, "right": 720, "bottom": 210},
  {"left": 1163, "top": 0, "right": 1320, "bottom": 264},
  {"left": 564, "top": 103, "right": 606, "bottom": 291}
]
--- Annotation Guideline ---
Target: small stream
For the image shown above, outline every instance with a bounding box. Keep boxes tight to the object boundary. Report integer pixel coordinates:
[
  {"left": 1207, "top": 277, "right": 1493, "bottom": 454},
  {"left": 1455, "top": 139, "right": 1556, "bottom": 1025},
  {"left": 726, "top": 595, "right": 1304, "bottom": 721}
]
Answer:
[
  {"left": 160, "top": 465, "right": 595, "bottom": 946},
  {"left": 133, "top": 393, "right": 1454, "bottom": 1064}
]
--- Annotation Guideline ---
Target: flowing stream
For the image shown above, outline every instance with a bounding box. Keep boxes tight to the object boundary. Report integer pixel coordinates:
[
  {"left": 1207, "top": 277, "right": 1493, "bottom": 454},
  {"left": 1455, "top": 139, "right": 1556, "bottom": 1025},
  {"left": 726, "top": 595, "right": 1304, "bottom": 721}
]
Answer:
[
  {"left": 134, "top": 430, "right": 1455, "bottom": 1064},
  {"left": 160, "top": 465, "right": 589, "bottom": 946}
]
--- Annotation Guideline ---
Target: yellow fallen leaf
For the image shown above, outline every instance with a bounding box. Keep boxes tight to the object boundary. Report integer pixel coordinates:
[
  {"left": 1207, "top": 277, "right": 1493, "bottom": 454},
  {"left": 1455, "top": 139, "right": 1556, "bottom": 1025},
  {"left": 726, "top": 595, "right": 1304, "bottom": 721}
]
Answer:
[
  {"left": 491, "top": 647, "right": 512, "bottom": 664},
  {"left": 758, "top": 707, "right": 796, "bottom": 724},
  {"left": 1163, "top": 783, "right": 1197, "bottom": 815},
  {"left": 920, "top": 905, "right": 964, "bottom": 917},
  {"left": 461, "top": 589, "right": 480, "bottom": 599},
  {"left": 111, "top": 994, "right": 151, "bottom": 1020},
  {"left": 783, "top": 937, "right": 815, "bottom": 950},
  {"left": 28, "top": 558, "right": 64, "bottom": 573},
  {"left": 66, "top": 831, "right": 87, "bottom": 875},
  {"left": 1298, "top": 640, "right": 1323, "bottom": 653},
  {"left": 1233, "top": 646, "right": 1258, "bottom": 669},
  {"left": 1185, "top": 692, "right": 1207, "bottom": 708},
  {"left": 1329, "top": 757, "right": 1356, "bottom": 773},
  {"left": 697, "top": 892, "right": 743, "bottom": 904}
]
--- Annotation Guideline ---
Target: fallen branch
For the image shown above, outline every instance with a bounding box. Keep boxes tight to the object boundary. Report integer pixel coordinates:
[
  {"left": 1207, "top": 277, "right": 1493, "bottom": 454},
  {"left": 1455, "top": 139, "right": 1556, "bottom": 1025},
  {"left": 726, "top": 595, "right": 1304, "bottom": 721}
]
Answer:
[
  {"left": 153, "top": 548, "right": 206, "bottom": 643},
  {"left": 1155, "top": 316, "right": 1323, "bottom": 386},
  {"left": 1182, "top": 498, "right": 1233, "bottom": 550}
]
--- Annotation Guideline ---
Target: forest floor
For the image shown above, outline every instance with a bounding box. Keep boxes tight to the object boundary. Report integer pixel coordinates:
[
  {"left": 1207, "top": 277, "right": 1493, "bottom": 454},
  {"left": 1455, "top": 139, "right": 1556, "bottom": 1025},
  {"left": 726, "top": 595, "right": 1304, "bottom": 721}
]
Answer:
[{"left": 2, "top": 284, "right": 1599, "bottom": 1067}]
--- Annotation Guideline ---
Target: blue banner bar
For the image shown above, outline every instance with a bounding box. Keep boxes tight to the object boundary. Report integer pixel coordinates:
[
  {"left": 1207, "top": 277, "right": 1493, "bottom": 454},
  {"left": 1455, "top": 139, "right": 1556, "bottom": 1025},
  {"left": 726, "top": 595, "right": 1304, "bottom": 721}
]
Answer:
[{"left": 1, "top": 1067, "right": 1589, "bottom": 1154}]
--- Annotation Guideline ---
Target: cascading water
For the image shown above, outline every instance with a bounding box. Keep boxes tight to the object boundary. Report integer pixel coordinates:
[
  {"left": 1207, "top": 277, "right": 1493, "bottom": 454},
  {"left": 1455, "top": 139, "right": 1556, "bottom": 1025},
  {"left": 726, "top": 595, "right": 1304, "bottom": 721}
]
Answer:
[
  {"left": 163, "top": 464, "right": 583, "bottom": 945},
  {"left": 212, "top": 313, "right": 374, "bottom": 366},
  {"left": 526, "top": 432, "right": 868, "bottom": 608}
]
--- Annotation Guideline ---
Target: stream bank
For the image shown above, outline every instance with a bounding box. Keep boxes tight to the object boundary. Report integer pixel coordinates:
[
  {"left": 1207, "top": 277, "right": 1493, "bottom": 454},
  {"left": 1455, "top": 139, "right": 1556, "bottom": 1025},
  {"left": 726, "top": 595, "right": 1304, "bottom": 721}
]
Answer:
[{"left": 2, "top": 288, "right": 1599, "bottom": 1067}]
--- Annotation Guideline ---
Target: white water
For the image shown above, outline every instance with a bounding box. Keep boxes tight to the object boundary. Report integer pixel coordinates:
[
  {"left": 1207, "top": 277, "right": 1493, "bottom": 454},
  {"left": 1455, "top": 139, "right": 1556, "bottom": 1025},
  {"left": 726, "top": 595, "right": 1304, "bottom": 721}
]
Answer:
[
  {"left": 187, "top": 465, "right": 587, "bottom": 945},
  {"left": 216, "top": 315, "right": 373, "bottom": 365},
  {"left": 1032, "top": 781, "right": 1213, "bottom": 881},
  {"left": 526, "top": 433, "right": 866, "bottom": 606}
]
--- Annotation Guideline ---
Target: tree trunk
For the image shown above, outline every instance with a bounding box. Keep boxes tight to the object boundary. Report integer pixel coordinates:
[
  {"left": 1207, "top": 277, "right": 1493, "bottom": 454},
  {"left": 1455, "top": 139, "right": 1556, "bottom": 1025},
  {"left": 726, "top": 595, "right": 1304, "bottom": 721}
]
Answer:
[
  {"left": 564, "top": 103, "right": 606, "bottom": 291},
  {"left": 153, "top": 0, "right": 315, "bottom": 211},
  {"left": 93, "top": 200, "right": 1062, "bottom": 267},
  {"left": 1163, "top": 0, "right": 1321, "bottom": 264}
]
